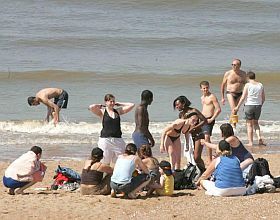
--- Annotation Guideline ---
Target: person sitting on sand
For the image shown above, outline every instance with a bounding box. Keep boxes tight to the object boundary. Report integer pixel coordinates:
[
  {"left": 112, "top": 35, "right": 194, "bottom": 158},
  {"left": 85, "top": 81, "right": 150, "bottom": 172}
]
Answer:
[
  {"left": 80, "top": 147, "right": 113, "bottom": 195},
  {"left": 110, "top": 143, "right": 151, "bottom": 199},
  {"left": 3, "top": 146, "right": 46, "bottom": 195},
  {"left": 153, "top": 160, "right": 174, "bottom": 196},
  {"left": 138, "top": 144, "right": 160, "bottom": 194},
  {"left": 197, "top": 140, "right": 246, "bottom": 197},
  {"left": 202, "top": 123, "right": 254, "bottom": 177}
]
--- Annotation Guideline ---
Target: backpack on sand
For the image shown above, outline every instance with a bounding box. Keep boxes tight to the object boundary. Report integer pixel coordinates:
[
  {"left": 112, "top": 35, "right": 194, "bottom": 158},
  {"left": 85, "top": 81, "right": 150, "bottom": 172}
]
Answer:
[
  {"left": 173, "top": 163, "right": 200, "bottom": 190},
  {"left": 246, "top": 158, "right": 273, "bottom": 186}
]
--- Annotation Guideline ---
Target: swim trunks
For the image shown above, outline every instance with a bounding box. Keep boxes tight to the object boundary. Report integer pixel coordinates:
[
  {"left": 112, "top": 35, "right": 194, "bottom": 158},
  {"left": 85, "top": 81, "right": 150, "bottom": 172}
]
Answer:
[
  {"left": 226, "top": 91, "right": 242, "bottom": 100},
  {"left": 202, "top": 118, "right": 215, "bottom": 136},
  {"left": 132, "top": 131, "right": 149, "bottom": 149},
  {"left": 244, "top": 105, "right": 262, "bottom": 120},
  {"left": 54, "top": 90, "right": 68, "bottom": 108}
]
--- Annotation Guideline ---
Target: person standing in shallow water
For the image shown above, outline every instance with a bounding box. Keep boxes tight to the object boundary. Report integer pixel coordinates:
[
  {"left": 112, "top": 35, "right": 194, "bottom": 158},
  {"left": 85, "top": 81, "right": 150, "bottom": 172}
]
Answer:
[
  {"left": 89, "top": 94, "right": 135, "bottom": 165},
  {"left": 220, "top": 59, "right": 246, "bottom": 128},
  {"left": 27, "top": 88, "right": 69, "bottom": 125},
  {"left": 173, "top": 96, "right": 207, "bottom": 172},
  {"left": 234, "top": 71, "right": 266, "bottom": 146},
  {"left": 132, "top": 90, "right": 154, "bottom": 149},
  {"left": 200, "top": 81, "right": 221, "bottom": 164}
]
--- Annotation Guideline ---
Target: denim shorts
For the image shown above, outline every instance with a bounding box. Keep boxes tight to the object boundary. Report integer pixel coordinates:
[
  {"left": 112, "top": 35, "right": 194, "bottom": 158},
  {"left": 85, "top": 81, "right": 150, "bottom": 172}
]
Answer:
[
  {"left": 3, "top": 176, "right": 30, "bottom": 189},
  {"left": 110, "top": 174, "right": 149, "bottom": 194}
]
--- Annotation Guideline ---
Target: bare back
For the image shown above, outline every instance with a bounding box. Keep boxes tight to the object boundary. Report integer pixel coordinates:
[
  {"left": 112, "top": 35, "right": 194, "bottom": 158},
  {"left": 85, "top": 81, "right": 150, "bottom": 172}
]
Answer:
[
  {"left": 36, "top": 88, "right": 62, "bottom": 103},
  {"left": 134, "top": 104, "right": 149, "bottom": 132}
]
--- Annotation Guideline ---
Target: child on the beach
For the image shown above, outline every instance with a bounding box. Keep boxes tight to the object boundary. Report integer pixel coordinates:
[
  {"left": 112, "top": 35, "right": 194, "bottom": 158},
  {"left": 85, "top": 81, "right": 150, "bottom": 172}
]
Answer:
[{"left": 150, "top": 160, "right": 174, "bottom": 196}]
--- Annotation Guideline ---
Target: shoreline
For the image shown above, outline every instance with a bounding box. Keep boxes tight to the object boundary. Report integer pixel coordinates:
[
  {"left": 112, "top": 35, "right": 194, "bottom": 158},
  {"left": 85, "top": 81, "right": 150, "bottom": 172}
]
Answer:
[{"left": 1, "top": 153, "right": 280, "bottom": 219}]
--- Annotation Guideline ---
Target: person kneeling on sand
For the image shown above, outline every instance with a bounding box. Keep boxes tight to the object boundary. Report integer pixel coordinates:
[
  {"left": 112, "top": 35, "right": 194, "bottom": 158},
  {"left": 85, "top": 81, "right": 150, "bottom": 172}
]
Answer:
[
  {"left": 110, "top": 143, "right": 151, "bottom": 199},
  {"left": 197, "top": 140, "right": 246, "bottom": 197},
  {"left": 80, "top": 147, "right": 113, "bottom": 195},
  {"left": 3, "top": 146, "right": 46, "bottom": 195}
]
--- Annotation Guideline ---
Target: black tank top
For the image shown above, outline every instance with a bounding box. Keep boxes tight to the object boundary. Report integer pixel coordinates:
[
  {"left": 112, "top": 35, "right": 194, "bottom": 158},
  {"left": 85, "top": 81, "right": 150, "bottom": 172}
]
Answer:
[
  {"left": 81, "top": 169, "right": 104, "bottom": 185},
  {"left": 100, "top": 109, "right": 122, "bottom": 138}
]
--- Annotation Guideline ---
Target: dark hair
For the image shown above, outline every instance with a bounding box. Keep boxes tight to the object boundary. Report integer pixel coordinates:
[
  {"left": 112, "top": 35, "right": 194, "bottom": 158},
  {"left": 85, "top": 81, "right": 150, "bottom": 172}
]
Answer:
[
  {"left": 104, "top": 94, "right": 115, "bottom": 102},
  {"left": 125, "top": 143, "right": 137, "bottom": 155},
  {"left": 141, "top": 90, "right": 153, "bottom": 102},
  {"left": 218, "top": 140, "right": 232, "bottom": 156},
  {"left": 27, "top": 97, "right": 36, "bottom": 106},
  {"left": 30, "top": 146, "right": 42, "bottom": 155},
  {"left": 91, "top": 147, "right": 103, "bottom": 161},
  {"left": 247, "top": 71, "right": 256, "bottom": 80},
  {"left": 159, "top": 160, "right": 172, "bottom": 176},
  {"left": 138, "top": 144, "right": 152, "bottom": 159},
  {"left": 199, "top": 81, "right": 209, "bottom": 87},
  {"left": 234, "top": 58, "right": 241, "bottom": 66},
  {"left": 87, "top": 147, "right": 104, "bottom": 171},
  {"left": 220, "top": 123, "right": 234, "bottom": 138},
  {"left": 173, "top": 96, "right": 191, "bottom": 110}
]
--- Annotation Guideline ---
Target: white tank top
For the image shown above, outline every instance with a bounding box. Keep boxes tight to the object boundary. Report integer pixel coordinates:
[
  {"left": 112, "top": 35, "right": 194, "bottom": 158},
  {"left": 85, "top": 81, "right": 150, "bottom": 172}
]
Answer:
[{"left": 245, "top": 82, "right": 263, "bottom": 105}]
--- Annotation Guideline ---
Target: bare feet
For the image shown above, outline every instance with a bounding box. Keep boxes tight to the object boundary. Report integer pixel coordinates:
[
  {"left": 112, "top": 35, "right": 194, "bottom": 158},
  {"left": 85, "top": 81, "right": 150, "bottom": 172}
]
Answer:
[
  {"left": 15, "top": 189, "right": 29, "bottom": 195},
  {"left": 245, "top": 143, "right": 253, "bottom": 147},
  {"left": 258, "top": 139, "right": 266, "bottom": 146},
  {"left": 8, "top": 188, "right": 15, "bottom": 195}
]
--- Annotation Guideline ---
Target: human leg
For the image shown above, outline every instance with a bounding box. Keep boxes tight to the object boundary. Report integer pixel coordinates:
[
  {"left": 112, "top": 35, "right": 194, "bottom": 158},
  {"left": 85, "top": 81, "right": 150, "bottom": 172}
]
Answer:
[
  {"left": 246, "top": 120, "right": 254, "bottom": 146},
  {"left": 173, "top": 138, "right": 181, "bottom": 170},
  {"left": 227, "top": 93, "right": 239, "bottom": 128},
  {"left": 193, "top": 139, "right": 205, "bottom": 172},
  {"left": 165, "top": 137, "right": 176, "bottom": 170},
  {"left": 15, "top": 181, "right": 37, "bottom": 194},
  {"left": 111, "top": 138, "right": 126, "bottom": 164},
  {"left": 98, "top": 138, "right": 114, "bottom": 165}
]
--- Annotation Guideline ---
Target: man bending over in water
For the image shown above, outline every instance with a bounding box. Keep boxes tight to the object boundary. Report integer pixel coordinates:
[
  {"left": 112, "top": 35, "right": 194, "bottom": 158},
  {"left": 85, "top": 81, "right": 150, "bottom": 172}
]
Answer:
[
  {"left": 220, "top": 59, "right": 246, "bottom": 128},
  {"left": 27, "top": 88, "right": 69, "bottom": 125}
]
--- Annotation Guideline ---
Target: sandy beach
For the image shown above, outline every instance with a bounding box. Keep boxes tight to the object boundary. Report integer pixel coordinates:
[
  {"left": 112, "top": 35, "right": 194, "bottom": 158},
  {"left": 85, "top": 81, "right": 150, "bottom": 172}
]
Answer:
[{"left": 1, "top": 153, "right": 280, "bottom": 220}]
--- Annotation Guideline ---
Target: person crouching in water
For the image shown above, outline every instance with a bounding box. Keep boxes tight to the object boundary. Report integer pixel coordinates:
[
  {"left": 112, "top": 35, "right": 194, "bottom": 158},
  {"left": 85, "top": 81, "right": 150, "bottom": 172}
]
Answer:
[
  {"left": 3, "top": 146, "right": 46, "bottom": 195},
  {"left": 197, "top": 140, "right": 246, "bottom": 196},
  {"left": 80, "top": 147, "right": 113, "bottom": 195},
  {"left": 110, "top": 143, "right": 151, "bottom": 199}
]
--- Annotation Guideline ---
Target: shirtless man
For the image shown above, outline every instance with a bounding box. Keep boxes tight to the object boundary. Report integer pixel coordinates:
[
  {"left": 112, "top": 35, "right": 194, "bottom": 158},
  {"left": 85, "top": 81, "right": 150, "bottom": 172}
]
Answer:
[
  {"left": 132, "top": 90, "right": 155, "bottom": 149},
  {"left": 220, "top": 59, "right": 246, "bottom": 127},
  {"left": 200, "top": 81, "right": 221, "bottom": 163},
  {"left": 27, "top": 88, "right": 69, "bottom": 125}
]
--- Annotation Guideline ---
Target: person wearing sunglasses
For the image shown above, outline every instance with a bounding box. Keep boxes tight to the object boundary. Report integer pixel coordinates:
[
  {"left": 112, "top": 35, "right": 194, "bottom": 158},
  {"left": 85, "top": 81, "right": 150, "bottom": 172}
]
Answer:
[{"left": 220, "top": 59, "right": 246, "bottom": 128}]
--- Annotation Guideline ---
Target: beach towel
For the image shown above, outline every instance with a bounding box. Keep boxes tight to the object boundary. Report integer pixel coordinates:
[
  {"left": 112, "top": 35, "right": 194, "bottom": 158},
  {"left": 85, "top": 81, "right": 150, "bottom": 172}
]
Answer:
[{"left": 184, "top": 134, "right": 196, "bottom": 165}]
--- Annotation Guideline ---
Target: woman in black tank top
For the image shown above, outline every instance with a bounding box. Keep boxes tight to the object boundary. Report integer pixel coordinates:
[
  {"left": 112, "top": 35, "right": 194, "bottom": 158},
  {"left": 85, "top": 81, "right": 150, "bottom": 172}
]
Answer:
[
  {"left": 88, "top": 94, "right": 135, "bottom": 165},
  {"left": 80, "top": 147, "right": 113, "bottom": 195}
]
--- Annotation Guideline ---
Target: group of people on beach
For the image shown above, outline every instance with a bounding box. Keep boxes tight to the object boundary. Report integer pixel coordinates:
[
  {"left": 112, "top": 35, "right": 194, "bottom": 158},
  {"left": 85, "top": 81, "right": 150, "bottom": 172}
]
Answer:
[{"left": 3, "top": 58, "right": 267, "bottom": 197}]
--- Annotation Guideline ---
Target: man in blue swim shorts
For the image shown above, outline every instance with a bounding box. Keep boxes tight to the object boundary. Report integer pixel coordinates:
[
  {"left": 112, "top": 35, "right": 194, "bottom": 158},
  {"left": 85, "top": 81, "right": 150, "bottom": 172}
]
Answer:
[{"left": 132, "top": 90, "right": 154, "bottom": 149}]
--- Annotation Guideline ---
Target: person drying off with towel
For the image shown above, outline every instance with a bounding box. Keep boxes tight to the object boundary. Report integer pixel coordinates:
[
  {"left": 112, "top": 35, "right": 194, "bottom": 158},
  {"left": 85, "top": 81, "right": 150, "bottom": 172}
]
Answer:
[
  {"left": 3, "top": 146, "right": 47, "bottom": 195},
  {"left": 197, "top": 140, "right": 246, "bottom": 197},
  {"left": 27, "top": 88, "right": 69, "bottom": 125}
]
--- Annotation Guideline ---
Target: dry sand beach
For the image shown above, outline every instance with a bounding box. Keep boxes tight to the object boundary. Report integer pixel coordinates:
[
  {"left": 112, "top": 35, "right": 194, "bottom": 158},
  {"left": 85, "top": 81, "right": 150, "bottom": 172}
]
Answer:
[{"left": 1, "top": 153, "right": 280, "bottom": 220}]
